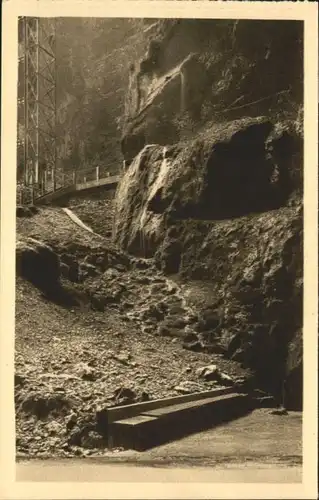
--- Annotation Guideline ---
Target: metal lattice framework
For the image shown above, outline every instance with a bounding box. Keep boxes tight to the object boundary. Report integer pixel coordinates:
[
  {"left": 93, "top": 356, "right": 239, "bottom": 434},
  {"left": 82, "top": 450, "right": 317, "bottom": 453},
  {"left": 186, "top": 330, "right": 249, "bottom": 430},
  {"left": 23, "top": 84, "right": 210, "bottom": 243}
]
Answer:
[
  {"left": 18, "top": 16, "right": 57, "bottom": 201},
  {"left": 17, "top": 17, "right": 121, "bottom": 206}
]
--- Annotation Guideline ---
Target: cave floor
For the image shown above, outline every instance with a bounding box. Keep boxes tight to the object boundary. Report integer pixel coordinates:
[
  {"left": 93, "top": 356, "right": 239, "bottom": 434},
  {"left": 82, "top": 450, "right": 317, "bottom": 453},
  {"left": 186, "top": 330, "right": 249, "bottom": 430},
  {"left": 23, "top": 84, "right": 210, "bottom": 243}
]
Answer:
[{"left": 17, "top": 409, "right": 302, "bottom": 482}]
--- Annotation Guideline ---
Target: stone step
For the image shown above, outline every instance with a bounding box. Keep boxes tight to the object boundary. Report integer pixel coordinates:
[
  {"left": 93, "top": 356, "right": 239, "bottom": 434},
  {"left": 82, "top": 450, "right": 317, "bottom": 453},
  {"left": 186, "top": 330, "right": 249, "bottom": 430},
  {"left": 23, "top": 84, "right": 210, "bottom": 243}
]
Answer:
[{"left": 108, "top": 392, "right": 252, "bottom": 451}]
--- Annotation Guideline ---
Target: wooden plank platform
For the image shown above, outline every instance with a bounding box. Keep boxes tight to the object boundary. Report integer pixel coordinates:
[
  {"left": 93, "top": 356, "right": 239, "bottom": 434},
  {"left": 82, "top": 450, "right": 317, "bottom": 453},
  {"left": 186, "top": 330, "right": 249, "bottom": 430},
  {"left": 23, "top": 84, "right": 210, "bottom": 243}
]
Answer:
[
  {"left": 141, "top": 392, "right": 243, "bottom": 418},
  {"left": 107, "top": 392, "right": 252, "bottom": 451},
  {"left": 96, "top": 387, "right": 235, "bottom": 432},
  {"left": 108, "top": 415, "right": 158, "bottom": 450}
]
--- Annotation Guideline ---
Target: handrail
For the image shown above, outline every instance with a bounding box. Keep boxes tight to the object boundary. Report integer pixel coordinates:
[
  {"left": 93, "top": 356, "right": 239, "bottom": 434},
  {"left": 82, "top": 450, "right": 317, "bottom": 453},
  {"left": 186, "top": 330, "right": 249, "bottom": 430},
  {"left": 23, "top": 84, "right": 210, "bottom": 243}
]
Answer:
[
  {"left": 17, "top": 164, "right": 123, "bottom": 206},
  {"left": 72, "top": 161, "right": 119, "bottom": 175}
]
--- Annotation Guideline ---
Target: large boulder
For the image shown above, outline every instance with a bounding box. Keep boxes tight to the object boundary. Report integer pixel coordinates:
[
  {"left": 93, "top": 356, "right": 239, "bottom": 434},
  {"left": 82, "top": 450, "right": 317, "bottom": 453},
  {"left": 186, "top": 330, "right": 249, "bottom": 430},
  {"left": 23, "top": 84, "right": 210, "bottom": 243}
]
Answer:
[
  {"left": 113, "top": 118, "right": 303, "bottom": 407},
  {"left": 16, "top": 237, "right": 61, "bottom": 295},
  {"left": 113, "top": 19, "right": 304, "bottom": 408},
  {"left": 114, "top": 118, "right": 302, "bottom": 257}
]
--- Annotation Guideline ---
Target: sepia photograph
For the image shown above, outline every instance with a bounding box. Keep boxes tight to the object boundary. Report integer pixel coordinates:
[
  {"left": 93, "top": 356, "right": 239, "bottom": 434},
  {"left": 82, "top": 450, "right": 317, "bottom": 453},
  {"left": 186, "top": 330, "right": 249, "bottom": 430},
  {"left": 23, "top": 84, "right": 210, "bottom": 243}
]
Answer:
[{"left": 0, "top": 1, "right": 318, "bottom": 498}]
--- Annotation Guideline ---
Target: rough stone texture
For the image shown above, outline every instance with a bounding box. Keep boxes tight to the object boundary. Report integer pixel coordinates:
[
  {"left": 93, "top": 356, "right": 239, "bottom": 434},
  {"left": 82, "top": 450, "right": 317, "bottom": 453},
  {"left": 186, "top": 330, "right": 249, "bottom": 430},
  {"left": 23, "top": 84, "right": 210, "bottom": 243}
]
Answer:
[
  {"left": 114, "top": 19, "right": 304, "bottom": 409},
  {"left": 122, "top": 19, "right": 303, "bottom": 163},
  {"left": 114, "top": 118, "right": 302, "bottom": 257},
  {"left": 113, "top": 118, "right": 303, "bottom": 409}
]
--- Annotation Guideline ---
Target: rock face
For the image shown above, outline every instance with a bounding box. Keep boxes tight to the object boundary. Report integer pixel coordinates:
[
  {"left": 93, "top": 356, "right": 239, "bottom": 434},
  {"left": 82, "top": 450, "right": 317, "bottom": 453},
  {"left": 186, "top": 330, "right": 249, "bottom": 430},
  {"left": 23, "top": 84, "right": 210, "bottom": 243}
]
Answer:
[
  {"left": 114, "top": 122, "right": 303, "bottom": 409},
  {"left": 115, "top": 117, "right": 302, "bottom": 253},
  {"left": 114, "top": 19, "right": 304, "bottom": 410},
  {"left": 121, "top": 19, "right": 302, "bottom": 163}
]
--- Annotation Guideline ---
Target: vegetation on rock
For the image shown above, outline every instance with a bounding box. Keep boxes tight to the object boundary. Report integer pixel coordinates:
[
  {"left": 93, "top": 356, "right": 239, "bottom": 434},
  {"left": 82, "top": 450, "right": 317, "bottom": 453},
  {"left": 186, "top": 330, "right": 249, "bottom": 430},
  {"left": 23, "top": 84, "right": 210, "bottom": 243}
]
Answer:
[{"left": 114, "top": 19, "right": 304, "bottom": 410}]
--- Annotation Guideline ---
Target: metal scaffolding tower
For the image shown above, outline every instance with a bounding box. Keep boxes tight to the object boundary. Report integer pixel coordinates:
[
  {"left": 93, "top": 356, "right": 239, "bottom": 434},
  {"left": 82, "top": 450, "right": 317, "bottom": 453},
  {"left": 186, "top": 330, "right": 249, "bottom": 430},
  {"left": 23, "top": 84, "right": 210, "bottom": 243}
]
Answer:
[{"left": 18, "top": 16, "right": 57, "bottom": 199}]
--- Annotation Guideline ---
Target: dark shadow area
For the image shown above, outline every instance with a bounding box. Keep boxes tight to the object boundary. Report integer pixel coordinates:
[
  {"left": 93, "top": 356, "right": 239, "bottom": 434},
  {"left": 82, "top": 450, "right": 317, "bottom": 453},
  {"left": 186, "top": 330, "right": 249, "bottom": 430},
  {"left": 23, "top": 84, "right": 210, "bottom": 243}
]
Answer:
[
  {"left": 284, "top": 363, "right": 303, "bottom": 411},
  {"left": 121, "top": 131, "right": 146, "bottom": 164},
  {"left": 137, "top": 404, "right": 254, "bottom": 452},
  {"left": 16, "top": 238, "right": 86, "bottom": 308},
  {"left": 16, "top": 206, "right": 39, "bottom": 218},
  {"left": 145, "top": 123, "right": 302, "bottom": 225},
  {"left": 180, "top": 123, "right": 299, "bottom": 221},
  {"left": 107, "top": 395, "right": 256, "bottom": 452},
  {"left": 41, "top": 283, "right": 87, "bottom": 309}
]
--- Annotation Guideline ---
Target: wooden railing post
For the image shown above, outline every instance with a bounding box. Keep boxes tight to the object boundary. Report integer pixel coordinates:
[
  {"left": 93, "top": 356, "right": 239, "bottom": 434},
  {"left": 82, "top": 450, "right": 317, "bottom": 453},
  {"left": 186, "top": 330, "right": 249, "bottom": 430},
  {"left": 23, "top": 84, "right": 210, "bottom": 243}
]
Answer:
[
  {"left": 72, "top": 171, "right": 76, "bottom": 184},
  {"left": 96, "top": 166, "right": 100, "bottom": 181}
]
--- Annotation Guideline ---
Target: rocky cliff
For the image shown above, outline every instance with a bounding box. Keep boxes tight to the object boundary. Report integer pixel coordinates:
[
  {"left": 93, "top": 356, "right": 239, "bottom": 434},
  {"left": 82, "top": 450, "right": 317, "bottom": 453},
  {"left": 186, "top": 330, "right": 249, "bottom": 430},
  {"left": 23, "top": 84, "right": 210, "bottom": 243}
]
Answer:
[
  {"left": 120, "top": 19, "right": 302, "bottom": 162},
  {"left": 113, "top": 19, "right": 303, "bottom": 410}
]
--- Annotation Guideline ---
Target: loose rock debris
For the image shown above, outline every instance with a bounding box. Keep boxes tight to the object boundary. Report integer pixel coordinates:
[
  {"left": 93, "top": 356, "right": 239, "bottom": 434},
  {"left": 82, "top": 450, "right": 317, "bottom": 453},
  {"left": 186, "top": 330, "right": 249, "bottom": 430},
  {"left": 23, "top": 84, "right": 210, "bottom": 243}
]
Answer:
[{"left": 15, "top": 208, "right": 252, "bottom": 458}]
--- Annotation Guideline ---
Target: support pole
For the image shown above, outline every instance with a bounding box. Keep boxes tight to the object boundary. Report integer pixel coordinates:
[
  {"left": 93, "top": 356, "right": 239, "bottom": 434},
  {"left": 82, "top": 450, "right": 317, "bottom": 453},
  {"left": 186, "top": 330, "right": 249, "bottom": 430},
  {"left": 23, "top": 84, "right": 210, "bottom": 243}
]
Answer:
[
  {"left": 19, "top": 17, "right": 58, "bottom": 202},
  {"left": 53, "top": 17, "right": 57, "bottom": 193},
  {"left": 23, "top": 17, "right": 28, "bottom": 186},
  {"left": 35, "top": 17, "right": 39, "bottom": 184}
]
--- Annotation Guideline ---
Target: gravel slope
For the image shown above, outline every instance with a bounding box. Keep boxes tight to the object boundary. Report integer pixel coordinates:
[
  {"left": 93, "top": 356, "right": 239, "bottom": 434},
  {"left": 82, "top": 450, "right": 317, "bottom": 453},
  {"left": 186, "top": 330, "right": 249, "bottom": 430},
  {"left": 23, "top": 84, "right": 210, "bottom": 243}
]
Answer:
[{"left": 15, "top": 206, "right": 251, "bottom": 459}]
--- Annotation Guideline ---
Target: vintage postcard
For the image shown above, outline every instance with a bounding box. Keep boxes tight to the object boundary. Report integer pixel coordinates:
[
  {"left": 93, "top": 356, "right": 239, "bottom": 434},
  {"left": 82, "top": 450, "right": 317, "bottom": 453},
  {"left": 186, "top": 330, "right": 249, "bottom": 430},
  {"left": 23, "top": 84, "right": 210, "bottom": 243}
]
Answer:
[{"left": 0, "top": 1, "right": 318, "bottom": 499}]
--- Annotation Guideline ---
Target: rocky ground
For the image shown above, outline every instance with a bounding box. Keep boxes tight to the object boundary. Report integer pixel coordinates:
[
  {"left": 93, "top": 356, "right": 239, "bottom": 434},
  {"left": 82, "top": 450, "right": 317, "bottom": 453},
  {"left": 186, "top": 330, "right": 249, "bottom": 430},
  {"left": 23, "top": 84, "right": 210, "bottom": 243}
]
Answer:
[
  {"left": 66, "top": 188, "right": 115, "bottom": 238},
  {"left": 15, "top": 201, "right": 252, "bottom": 459}
]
